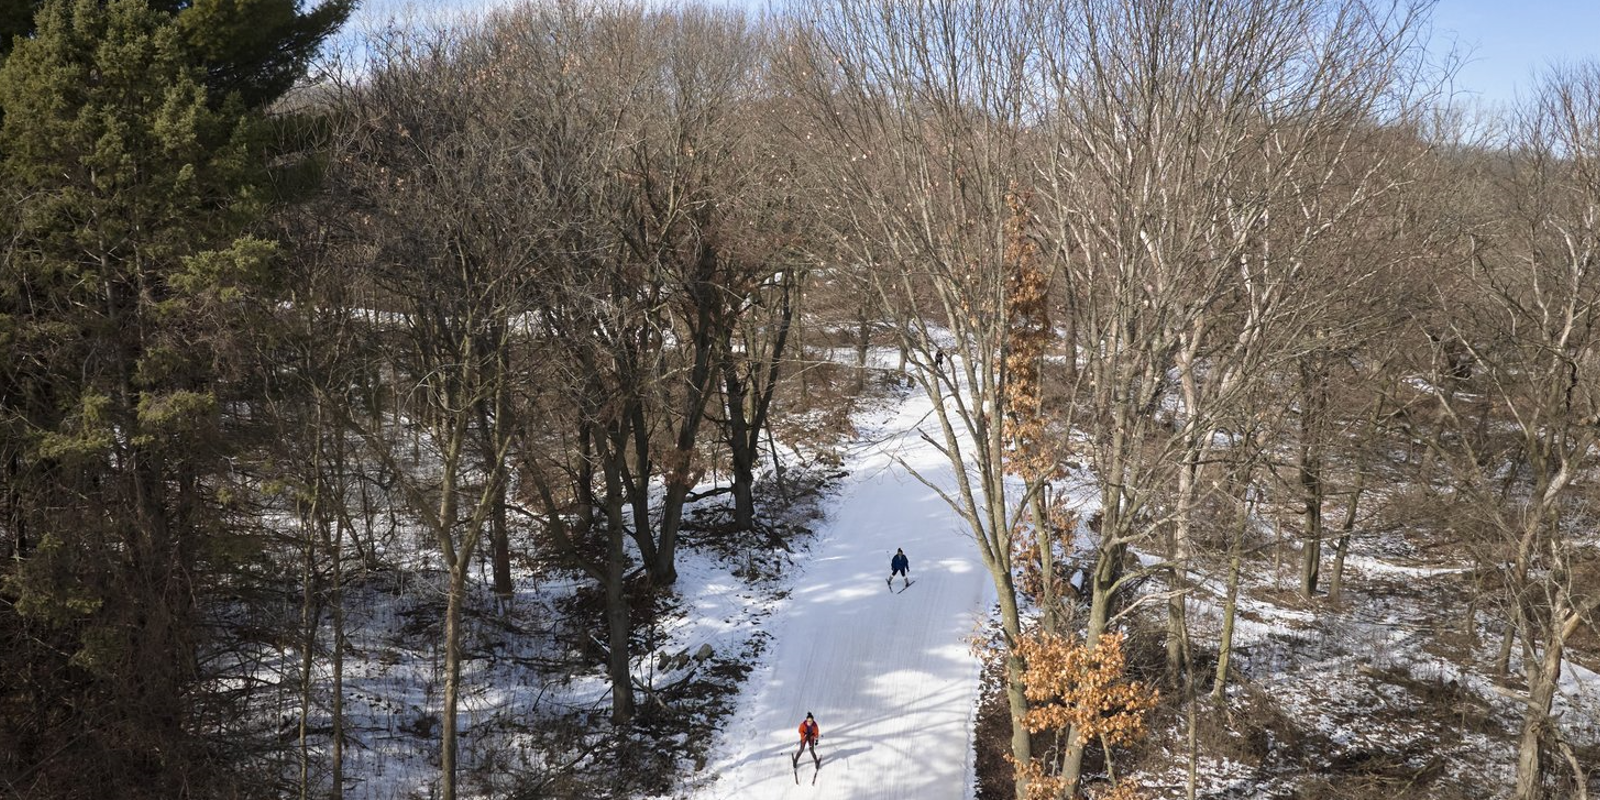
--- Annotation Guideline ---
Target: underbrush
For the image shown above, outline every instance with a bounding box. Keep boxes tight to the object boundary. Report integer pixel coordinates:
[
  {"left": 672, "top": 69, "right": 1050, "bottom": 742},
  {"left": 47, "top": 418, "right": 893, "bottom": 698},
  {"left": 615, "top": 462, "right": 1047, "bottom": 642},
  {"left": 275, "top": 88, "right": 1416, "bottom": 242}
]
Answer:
[{"left": 969, "top": 530, "right": 1598, "bottom": 800}]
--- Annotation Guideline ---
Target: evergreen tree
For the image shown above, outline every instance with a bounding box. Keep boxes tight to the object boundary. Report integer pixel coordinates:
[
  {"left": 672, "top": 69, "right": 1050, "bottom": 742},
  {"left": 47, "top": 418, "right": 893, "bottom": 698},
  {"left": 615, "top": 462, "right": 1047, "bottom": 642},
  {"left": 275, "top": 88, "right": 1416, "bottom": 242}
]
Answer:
[
  {"left": 169, "top": 0, "right": 357, "bottom": 109},
  {"left": 0, "top": 0, "right": 346, "bottom": 795},
  {"left": 1, "top": 0, "right": 353, "bottom": 106}
]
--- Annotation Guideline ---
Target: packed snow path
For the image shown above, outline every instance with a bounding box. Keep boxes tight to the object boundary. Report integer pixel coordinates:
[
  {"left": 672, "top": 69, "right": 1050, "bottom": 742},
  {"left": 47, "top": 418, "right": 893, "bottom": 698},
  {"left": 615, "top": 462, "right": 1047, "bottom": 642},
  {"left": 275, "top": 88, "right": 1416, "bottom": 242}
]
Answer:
[{"left": 693, "top": 386, "right": 993, "bottom": 799}]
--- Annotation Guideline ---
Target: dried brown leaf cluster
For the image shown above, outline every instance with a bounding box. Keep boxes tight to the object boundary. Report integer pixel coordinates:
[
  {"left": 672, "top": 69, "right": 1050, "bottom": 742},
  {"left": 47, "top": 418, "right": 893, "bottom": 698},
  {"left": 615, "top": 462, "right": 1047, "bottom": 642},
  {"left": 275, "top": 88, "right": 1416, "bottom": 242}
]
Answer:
[
  {"left": 1010, "top": 502, "right": 1081, "bottom": 603},
  {"left": 1009, "top": 631, "right": 1159, "bottom": 800},
  {"left": 1001, "top": 189, "right": 1058, "bottom": 482}
]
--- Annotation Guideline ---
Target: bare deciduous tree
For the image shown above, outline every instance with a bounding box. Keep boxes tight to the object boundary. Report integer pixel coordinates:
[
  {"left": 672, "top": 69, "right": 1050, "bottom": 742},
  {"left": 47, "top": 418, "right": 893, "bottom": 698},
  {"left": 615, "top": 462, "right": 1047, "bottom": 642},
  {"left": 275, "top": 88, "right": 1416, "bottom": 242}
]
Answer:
[
  {"left": 324, "top": 21, "right": 537, "bottom": 797},
  {"left": 1430, "top": 61, "right": 1600, "bottom": 800},
  {"left": 785, "top": 2, "right": 1046, "bottom": 794},
  {"left": 1031, "top": 0, "right": 1434, "bottom": 788}
]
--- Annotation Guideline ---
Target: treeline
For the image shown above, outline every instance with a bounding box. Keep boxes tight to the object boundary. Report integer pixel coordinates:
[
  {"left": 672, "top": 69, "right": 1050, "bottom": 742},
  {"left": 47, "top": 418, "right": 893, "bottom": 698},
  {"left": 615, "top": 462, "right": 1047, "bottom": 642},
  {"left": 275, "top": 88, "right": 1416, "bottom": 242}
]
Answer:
[{"left": 2, "top": 1, "right": 1597, "bottom": 799}]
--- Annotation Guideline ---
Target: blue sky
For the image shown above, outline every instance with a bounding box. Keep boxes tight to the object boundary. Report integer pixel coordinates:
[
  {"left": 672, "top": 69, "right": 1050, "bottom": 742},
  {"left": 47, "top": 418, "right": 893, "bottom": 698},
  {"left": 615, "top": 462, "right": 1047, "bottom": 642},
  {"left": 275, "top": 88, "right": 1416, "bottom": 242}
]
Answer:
[
  {"left": 1430, "top": 0, "right": 1600, "bottom": 105},
  {"left": 349, "top": 0, "right": 1600, "bottom": 107}
]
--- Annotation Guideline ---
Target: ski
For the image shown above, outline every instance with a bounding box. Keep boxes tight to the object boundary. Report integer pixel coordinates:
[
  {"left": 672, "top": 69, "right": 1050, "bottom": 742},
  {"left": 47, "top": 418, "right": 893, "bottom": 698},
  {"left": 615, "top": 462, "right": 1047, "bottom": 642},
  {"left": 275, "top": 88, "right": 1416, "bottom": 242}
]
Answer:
[{"left": 897, "top": 579, "right": 914, "bottom": 593}]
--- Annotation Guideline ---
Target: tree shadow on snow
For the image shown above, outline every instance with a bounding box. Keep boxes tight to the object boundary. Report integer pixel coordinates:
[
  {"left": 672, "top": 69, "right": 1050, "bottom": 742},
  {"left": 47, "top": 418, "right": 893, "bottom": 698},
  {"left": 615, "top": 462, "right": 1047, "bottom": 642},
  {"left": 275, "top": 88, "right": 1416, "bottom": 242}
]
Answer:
[{"left": 820, "top": 744, "right": 871, "bottom": 764}]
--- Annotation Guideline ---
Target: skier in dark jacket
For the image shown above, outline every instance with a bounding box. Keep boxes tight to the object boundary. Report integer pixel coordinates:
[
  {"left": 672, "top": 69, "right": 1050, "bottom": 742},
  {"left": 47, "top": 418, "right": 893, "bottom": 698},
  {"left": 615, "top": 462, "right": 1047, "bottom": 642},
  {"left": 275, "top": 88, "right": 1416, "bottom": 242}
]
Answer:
[{"left": 889, "top": 548, "right": 910, "bottom": 589}]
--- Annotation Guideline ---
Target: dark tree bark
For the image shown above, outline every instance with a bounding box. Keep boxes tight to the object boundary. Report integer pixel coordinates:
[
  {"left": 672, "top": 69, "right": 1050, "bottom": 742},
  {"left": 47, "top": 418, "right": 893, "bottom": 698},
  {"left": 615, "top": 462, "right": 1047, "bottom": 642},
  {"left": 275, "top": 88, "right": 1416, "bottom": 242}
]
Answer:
[{"left": 720, "top": 268, "right": 795, "bottom": 530}]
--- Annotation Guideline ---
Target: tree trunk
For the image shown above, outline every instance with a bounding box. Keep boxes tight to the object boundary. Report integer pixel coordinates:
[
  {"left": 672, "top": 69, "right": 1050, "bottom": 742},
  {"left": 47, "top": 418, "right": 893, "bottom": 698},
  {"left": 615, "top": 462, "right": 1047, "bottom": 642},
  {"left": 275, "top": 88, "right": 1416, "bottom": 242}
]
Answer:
[
  {"left": 440, "top": 567, "right": 469, "bottom": 800},
  {"left": 1299, "top": 355, "right": 1328, "bottom": 598},
  {"left": 475, "top": 331, "right": 515, "bottom": 602},
  {"left": 297, "top": 497, "right": 320, "bottom": 800},
  {"left": 650, "top": 297, "right": 722, "bottom": 586},
  {"left": 1213, "top": 551, "right": 1242, "bottom": 702},
  {"left": 577, "top": 423, "right": 598, "bottom": 537},
  {"left": 654, "top": 482, "right": 688, "bottom": 586},
  {"left": 722, "top": 281, "right": 794, "bottom": 531},
  {"left": 1216, "top": 433, "right": 1258, "bottom": 702},
  {"left": 600, "top": 450, "right": 637, "bottom": 725},
  {"left": 605, "top": 520, "right": 635, "bottom": 726},
  {"left": 854, "top": 309, "right": 871, "bottom": 392},
  {"left": 765, "top": 420, "right": 789, "bottom": 501},
  {"left": 1167, "top": 448, "right": 1196, "bottom": 684},
  {"left": 3, "top": 453, "right": 23, "bottom": 561},
  {"left": 526, "top": 419, "right": 637, "bottom": 726},
  {"left": 329, "top": 506, "right": 347, "bottom": 800},
  {"left": 489, "top": 485, "right": 512, "bottom": 602},
  {"left": 795, "top": 278, "right": 809, "bottom": 405},
  {"left": 1062, "top": 530, "right": 1125, "bottom": 790},
  {"left": 1327, "top": 482, "right": 1364, "bottom": 603},
  {"left": 722, "top": 341, "right": 759, "bottom": 530},
  {"left": 1031, "top": 489, "right": 1058, "bottom": 635},
  {"left": 129, "top": 442, "right": 193, "bottom": 756},
  {"left": 1169, "top": 342, "right": 1206, "bottom": 685},
  {"left": 625, "top": 400, "right": 657, "bottom": 570},
  {"left": 426, "top": 383, "right": 477, "bottom": 800},
  {"left": 1513, "top": 598, "right": 1579, "bottom": 800},
  {"left": 1496, "top": 519, "right": 1541, "bottom": 677},
  {"left": 992, "top": 575, "right": 1032, "bottom": 800},
  {"left": 1299, "top": 447, "right": 1323, "bottom": 598},
  {"left": 1061, "top": 287, "right": 1079, "bottom": 388},
  {"left": 1495, "top": 615, "right": 1519, "bottom": 680},
  {"left": 729, "top": 435, "right": 757, "bottom": 530},
  {"left": 1185, "top": 665, "right": 1199, "bottom": 800}
]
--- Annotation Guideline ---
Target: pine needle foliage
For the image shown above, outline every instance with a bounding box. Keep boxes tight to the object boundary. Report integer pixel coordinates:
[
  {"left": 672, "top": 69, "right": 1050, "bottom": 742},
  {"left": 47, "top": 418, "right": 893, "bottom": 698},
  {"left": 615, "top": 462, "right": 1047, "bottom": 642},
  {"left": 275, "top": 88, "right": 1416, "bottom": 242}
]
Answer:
[{"left": 0, "top": 0, "right": 349, "bottom": 795}]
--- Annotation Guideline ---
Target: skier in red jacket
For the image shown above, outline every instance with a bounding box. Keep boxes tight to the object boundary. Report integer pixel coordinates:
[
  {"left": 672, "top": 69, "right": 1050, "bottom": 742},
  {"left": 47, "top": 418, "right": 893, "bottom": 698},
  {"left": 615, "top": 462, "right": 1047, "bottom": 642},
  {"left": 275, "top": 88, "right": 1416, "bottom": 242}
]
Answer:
[{"left": 793, "top": 712, "right": 820, "bottom": 767}]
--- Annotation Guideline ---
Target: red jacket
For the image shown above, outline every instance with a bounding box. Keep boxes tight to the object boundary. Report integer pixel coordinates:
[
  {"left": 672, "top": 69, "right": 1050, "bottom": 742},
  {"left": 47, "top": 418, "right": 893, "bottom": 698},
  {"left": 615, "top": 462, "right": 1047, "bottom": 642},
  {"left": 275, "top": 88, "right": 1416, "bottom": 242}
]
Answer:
[{"left": 798, "top": 719, "right": 819, "bottom": 743}]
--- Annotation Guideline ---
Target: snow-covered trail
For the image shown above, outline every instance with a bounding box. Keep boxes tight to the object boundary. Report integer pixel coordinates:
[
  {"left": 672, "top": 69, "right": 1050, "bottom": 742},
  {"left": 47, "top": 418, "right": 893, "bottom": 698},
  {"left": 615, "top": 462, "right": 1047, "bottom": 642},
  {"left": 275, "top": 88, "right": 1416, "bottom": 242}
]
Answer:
[{"left": 692, "top": 387, "right": 993, "bottom": 800}]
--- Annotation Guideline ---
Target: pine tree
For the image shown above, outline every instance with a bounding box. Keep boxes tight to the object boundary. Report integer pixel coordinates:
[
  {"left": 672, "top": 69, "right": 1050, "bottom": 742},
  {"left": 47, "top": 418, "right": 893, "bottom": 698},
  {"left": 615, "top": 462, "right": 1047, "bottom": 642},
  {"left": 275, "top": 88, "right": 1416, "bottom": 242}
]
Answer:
[
  {"left": 0, "top": 0, "right": 345, "bottom": 794},
  {"left": 0, "top": 0, "right": 353, "bottom": 106},
  {"left": 167, "top": 0, "right": 356, "bottom": 109}
]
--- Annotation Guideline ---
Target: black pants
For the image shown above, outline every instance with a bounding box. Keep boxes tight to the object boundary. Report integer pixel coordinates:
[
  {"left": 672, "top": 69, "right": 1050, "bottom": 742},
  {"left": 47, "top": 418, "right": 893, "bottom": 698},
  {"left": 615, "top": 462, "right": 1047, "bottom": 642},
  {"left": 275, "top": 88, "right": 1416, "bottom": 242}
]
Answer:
[{"left": 794, "top": 738, "right": 818, "bottom": 765}]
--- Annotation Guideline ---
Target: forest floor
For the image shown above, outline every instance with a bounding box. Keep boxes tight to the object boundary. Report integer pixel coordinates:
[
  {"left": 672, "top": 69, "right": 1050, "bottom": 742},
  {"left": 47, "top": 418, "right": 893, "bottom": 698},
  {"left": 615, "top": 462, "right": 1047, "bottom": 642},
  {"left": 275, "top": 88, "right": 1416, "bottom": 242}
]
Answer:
[{"left": 967, "top": 502, "right": 1600, "bottom": 797}]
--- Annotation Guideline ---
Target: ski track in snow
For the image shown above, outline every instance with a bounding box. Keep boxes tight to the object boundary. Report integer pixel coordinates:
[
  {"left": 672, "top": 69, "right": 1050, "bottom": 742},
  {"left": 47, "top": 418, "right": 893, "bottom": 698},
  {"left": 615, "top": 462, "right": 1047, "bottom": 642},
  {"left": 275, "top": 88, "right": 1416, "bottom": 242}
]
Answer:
[{"left": 690, "top": 386, "right": 992, "bottom": 800}]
